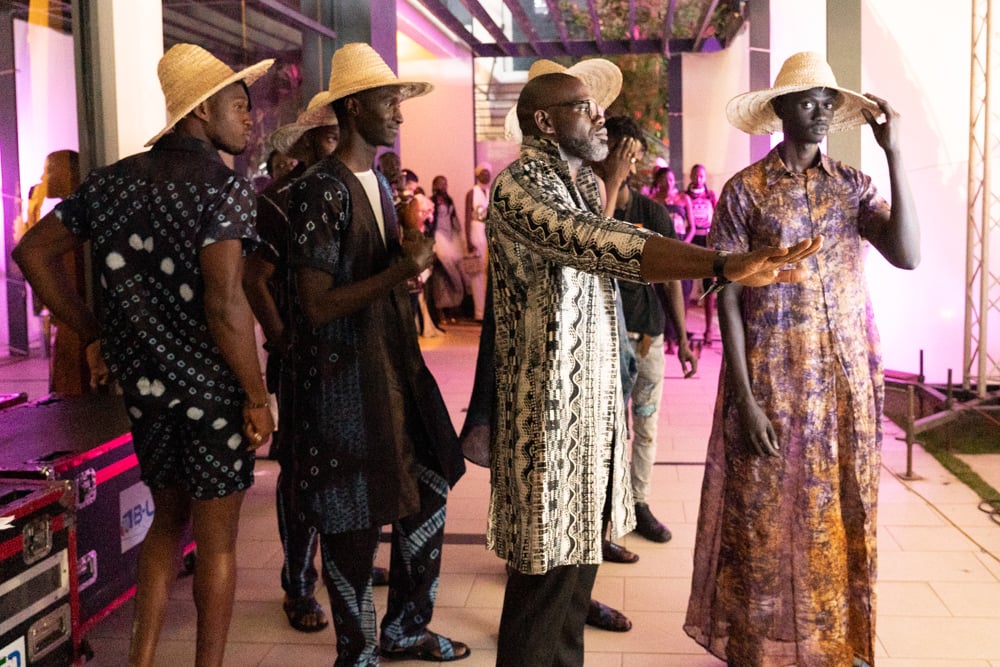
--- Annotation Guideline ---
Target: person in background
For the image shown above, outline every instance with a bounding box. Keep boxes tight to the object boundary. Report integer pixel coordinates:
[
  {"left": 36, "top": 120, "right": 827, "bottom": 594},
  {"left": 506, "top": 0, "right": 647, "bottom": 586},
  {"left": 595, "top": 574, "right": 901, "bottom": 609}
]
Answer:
[
  {"left": 18, "top": 149, "right": 90, "bottom": 393},
  {"left": 243, "top": 91, "right": 340, "bottom": 634},
  {"left": 684, "top": 51, "right": 919, "bottom": 667},
  {"left": 464, "top": 163, "right": 491, "bottom": 322},
  {"left": 267, "top": 149, "right": 299, "bottom": 184},
  {"left": 428, "top": 175, "right": 466, "bottom": 325},
  {"left": 14, "top": 44, "right": 275, "bottom": 667},
  {"left": 656, "top": 166, "right": 695, "bottom": 352},
  {"left": 594, "top": 115, "right": 697, "bottom": 548},
  {"left": 685, "top": 163, "right": 719, "bottom": 344},
  {"left": 284, "top": 42, "right": 469, "bottom": 664}
]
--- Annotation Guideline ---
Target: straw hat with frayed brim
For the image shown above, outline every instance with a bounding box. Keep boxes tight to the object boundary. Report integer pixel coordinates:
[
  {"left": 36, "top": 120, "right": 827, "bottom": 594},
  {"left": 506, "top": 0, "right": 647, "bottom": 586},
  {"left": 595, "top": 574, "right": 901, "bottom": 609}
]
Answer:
[
  {"left": 725, "top": 51, "right": 882, "bottom": 136},
  {"left": 309, "top": 42, "right": 433, "bottom": 109},
  {"left": 145, "top": 43, "right": 274, "bottom": 147},
  {"left": 504, "top": 58, "right": 623, "bottom": 142},
  {"left": 268, "top": 92, "right": 340, "bottom": 159}
]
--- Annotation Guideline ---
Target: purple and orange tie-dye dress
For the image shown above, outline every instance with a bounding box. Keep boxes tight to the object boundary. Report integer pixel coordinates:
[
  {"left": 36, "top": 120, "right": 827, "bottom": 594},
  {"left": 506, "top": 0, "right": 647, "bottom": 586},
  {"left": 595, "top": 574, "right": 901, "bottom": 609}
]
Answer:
[{"left": 685, "top": 147, "right": 891, "bottom": 667}]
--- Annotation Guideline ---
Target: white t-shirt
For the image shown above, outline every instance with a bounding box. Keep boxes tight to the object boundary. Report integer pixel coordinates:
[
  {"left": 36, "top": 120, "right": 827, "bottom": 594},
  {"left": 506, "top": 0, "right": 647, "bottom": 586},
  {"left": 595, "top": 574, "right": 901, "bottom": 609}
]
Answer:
[{"left": 354, "top": 169, "right": 386, "bottom": 243}]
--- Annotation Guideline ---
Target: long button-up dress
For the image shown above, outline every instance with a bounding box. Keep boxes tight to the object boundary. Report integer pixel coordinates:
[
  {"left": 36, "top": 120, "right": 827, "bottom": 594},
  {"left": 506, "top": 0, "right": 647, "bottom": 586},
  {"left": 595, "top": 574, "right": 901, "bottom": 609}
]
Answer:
[
  {"left": 685, "top": 146, "right": 891, "bottom": 666},
  {"left": 487, "top": 137, "right": 654, "bottom": 575}
]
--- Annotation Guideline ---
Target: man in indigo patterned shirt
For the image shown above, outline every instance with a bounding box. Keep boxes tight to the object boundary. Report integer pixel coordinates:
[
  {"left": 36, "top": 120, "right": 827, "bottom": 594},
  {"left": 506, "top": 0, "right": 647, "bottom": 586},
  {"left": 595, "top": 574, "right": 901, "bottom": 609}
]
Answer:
[{"left": 15, "top": 44, "right": 275, "bottom": 667}]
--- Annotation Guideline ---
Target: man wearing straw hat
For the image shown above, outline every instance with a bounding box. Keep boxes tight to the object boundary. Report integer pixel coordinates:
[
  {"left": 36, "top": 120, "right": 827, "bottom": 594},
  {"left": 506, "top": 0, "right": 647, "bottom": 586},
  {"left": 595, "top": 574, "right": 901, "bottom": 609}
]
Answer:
[
  {"left": 486, "top": 64, "right": 822, "bottom": 665},
  {"left": 14, "top": 43, "right": 276, "bottom": 667},
  {"left": 684, "top": 52, "right": 919, "bottom": 667},
  {"left": 284, "top": 42, "right": 468, "bottom": 664},
  {"left": 243, "top": 91, "right": 339, "bottom": 635}
]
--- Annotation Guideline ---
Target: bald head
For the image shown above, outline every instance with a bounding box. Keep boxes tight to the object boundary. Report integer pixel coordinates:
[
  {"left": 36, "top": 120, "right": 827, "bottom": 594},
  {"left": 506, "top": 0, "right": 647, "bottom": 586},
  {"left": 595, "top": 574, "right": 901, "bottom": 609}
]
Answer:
[{"left": 517, "top": 73, "right": 589, "bottom": 139}]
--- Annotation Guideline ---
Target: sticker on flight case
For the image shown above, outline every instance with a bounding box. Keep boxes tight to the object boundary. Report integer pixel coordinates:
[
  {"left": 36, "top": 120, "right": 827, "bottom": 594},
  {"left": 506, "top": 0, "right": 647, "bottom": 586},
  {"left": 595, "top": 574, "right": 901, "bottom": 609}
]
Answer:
[
  {"left": 120, "top": 482, "right": 155, "bottom": 554},
  {"left": 0, "top": 636, "right": 26, "bottom": 667}
]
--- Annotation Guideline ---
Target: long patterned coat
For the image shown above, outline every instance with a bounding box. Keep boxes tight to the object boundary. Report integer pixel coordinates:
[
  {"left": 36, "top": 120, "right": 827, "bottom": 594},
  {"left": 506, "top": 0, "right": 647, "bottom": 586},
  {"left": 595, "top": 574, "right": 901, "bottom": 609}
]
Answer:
[
  {"left": 286, "top": 157, "right": 464, "bottom": 534},
  {"left": 486, "top": 137, "right": 654, "bottom": 574},
  {"left": 684, "top": 146, "right": 891, "bottom": 666}
]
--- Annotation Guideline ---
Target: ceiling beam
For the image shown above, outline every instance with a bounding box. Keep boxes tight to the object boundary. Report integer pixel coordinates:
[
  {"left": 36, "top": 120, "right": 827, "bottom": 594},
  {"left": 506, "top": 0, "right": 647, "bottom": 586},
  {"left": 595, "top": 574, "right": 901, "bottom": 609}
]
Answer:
[
  {"left": 662, "top": 0, "right": 678, "bottom": 56},
  {"left": 692, "top": 0, "right": 720, "bottom": 52},
  {"left": 417, "top": 0, "right": 489, "bottom": 54},
  {"left": 255, "top": 0, "right": 336, "bottom": 40},
  {"left": 466, "top": 38, "right": 696, "bottom": 59},
  {"left": 455, "top": 0, "right": 516, "bottom": 56},
  {"left": 584, "top": 0, "right": 605, "bottom": 53},
  {"left": 543, "top": 0, "right": 571, "bottom": 54},
  {"left": 501, "top": 0, "right": 543, "bottom": 56}
]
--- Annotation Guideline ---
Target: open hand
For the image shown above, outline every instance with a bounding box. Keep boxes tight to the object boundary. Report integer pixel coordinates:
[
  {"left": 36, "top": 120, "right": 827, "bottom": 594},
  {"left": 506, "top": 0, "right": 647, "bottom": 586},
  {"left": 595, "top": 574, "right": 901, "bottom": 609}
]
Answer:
[{"left": 726, "top": 235, "right": 823, "bottom": 286}]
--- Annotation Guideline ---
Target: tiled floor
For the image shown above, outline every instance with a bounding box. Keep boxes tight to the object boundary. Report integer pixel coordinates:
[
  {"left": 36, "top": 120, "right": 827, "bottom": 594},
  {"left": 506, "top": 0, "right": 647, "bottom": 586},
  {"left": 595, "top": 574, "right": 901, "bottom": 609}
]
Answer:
[{"left": 2, "top": 315, "right": 1000, "bottom": 666}]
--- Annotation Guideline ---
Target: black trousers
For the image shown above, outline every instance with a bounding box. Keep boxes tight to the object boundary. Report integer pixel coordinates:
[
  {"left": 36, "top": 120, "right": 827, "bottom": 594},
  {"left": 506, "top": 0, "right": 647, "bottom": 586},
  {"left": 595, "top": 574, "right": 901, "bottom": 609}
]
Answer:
[{"left": 496, "top": 563, "right": 599, "bottom": 667}]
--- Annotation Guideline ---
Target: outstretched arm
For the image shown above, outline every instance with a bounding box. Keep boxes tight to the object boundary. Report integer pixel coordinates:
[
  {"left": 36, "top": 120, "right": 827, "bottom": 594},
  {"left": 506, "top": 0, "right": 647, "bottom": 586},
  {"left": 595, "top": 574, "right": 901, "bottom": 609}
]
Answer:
[
  {"left": 639, "top": 234, "right": 822, "bottom": 285},
  {"left": 860, "top": 94, "right": 920, "bottom": 269}
]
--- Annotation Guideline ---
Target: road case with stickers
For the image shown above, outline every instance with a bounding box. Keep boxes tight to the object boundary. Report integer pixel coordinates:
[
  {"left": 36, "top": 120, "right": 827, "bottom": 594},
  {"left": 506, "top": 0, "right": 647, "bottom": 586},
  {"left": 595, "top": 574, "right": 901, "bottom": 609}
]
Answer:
[
  {"left": 0, "top": 394, "right": 194, "bottom": 638},
  {"left": 0, "top": 478, "right": 78, "bottom": 666}
]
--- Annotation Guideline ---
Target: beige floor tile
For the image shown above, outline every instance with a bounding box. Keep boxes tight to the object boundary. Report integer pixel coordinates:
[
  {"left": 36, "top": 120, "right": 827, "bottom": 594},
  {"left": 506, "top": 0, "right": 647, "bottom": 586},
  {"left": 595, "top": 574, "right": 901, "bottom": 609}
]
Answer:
[
  {"left": 883, "top": 525, "right": 979, "bottom": 551},
  {"left": 876, "top": 581, "right": 950, "bottom": 616},
  {"left": 879, "top": 550, "right": 996, "bottom": 582},
  {"left": 878, "top": 615, "right": 1000, "bottom": 660},
  {"left": 930, "top": 581, "right": 1000, "bottom": 617}
]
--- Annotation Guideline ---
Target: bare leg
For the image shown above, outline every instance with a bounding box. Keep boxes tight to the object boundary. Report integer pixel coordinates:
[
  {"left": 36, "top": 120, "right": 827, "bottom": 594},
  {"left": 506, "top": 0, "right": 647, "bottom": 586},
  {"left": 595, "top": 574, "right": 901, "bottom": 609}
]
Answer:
[
  {"left": 703, "top": 292, "right": 715, "bottom": 344},
  {"left": 418, "top": 292, "right": 444, "bottom": 337},
  {"left": 128, "top": 487, "right": 191, "bottom": 667},
  {"left": 190, "top": 491, "right": 246, "bottom": 667}
]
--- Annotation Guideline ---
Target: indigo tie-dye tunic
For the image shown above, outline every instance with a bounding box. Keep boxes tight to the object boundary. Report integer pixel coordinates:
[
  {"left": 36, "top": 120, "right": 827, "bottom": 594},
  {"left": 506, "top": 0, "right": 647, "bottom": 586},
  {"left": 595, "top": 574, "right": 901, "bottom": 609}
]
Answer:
[{"left": 685, "top": 146, "right": 891, "bottom": 666}]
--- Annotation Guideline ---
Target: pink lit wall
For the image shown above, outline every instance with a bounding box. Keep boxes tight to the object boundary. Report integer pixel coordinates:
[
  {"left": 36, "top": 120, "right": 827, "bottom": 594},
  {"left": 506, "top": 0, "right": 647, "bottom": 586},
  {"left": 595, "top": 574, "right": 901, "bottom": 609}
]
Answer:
[{"left": 0, "top": 18, "right": 78, "bottom": 352}]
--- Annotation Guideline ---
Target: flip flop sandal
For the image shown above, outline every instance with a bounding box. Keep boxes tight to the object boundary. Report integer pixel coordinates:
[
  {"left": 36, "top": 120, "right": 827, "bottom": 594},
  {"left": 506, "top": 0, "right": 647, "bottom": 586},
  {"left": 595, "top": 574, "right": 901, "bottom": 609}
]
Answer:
[
  {"left": 382, "top": 630, "right": 471, "bottom": 662},
  {"left": 282, "top": 596, "right": 329, "bottom": 633}
]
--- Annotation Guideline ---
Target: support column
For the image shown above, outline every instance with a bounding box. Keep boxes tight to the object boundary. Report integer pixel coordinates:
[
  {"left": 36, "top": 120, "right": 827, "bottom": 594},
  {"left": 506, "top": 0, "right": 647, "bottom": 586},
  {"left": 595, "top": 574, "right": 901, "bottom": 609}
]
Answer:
[
  {"left": 301, "top": 0, "right": 398, "bottom": 92},
  {"left": 300, "top": 1, "right": 335, "bottom": 99},
  {"left": 1, "top": 1, "right": 27, "bottom": 354},
  {"left": 827, "top": 0, "right": 863, "bottom": 166},
  {"left": 668, "top": 55, "right": 684, "bottom": 178},
  {"left": 748, "top": 0, "right": 771, "bottom": 162},
  {"left": 72, "top": 0, "right": 163, "bottom": 170}
]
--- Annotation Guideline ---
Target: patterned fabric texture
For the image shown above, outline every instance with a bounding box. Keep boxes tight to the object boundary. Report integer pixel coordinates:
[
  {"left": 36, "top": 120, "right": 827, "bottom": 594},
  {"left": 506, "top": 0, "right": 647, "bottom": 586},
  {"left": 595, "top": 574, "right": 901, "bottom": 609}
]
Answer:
[
  {"left": 55, "top": 133, "right": 258, "bottom": 430},
  {"left": 286, "top": 156, "right": 463, "bottom": 534},
  {"left": 486, "top": 136, "right": 654, "bottom": 574},
  {"left": 684, "top": 146, "right": 891, "bottom": 666}
]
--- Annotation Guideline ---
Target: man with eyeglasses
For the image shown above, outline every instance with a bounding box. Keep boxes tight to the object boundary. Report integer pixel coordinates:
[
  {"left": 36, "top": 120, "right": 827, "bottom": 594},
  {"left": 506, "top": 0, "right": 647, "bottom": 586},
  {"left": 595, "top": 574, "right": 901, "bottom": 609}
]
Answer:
[{"left": 486, "top": 68, "right": 822, "bottom": 665}]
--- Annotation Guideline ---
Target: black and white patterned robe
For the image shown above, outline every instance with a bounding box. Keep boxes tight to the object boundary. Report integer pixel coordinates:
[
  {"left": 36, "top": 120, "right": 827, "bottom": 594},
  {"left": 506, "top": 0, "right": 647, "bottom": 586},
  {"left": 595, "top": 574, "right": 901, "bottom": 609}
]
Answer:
[{"left": 486, "top": 136, "right": 654, "bottom": 574}]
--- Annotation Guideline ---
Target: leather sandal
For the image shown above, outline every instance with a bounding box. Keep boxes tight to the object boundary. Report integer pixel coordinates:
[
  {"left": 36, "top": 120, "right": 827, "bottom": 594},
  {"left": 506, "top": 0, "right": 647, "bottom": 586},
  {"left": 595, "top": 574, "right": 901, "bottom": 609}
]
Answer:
[
  {"left": 381, "top": 630, "right": 471, "bottom": 662},
  {"left": 586, "top": 599, "right": 632, "bottom": 631},
  {"left": 602, "top": 539, "right": 639, "bottom": 563},
  {"left": 282, "top": 595, "right": 328, "bottom": 633}
]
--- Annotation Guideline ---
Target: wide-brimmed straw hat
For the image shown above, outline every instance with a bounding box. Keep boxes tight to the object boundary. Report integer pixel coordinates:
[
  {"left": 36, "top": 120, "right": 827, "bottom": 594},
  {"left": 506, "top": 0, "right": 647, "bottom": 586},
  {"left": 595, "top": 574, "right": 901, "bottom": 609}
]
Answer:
[
  {"left": 725, "top": 51, "right": 881, "bottom": 135},
  {"left": 145, "top": 43, "right": 274, "bottom": 147},
  {"left": 309, "top": 42, "right": 432, "bottom": 109},
  {"left": 504, "top": 58, "right": 623, "bottom": 142},
  {"left": 268, "top": 92, "right": 339, "bottom": 159}
]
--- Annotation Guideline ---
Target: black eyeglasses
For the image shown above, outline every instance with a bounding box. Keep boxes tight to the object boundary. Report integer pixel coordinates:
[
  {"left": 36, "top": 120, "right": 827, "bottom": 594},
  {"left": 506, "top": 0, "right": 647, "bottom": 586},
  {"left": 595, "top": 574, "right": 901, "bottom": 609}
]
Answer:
[{"left": 545, "top": 98, "right": 603, "bottom": 121}]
